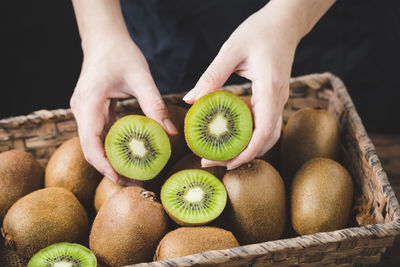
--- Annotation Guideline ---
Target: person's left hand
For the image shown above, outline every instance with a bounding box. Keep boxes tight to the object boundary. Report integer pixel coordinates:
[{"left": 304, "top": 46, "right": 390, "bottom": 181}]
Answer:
[{"left": 183, "top": 3, "right": 303, "bottom": 170}]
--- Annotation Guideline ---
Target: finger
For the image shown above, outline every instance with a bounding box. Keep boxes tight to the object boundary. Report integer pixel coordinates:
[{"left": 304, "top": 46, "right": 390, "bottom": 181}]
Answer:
[
  {"left": 226, "top": 128, "right": 266, "bottom": 170},
  {"left": 183, "top": 45, "right": 242, "bottom": 104},
  {"left": 257, "top": 115, "right": 282, "bottom": 157},
  {"left": 226, "top": 78, "right": 285, "bottom": 170},
  {"left": 201, "top": 158, "right": 228, "bottom": 168},
  {"left": 126, "top": 73, "right": 178, "bottom": 136},
  {"left": 74, "top": 94, "right": 119, "bottom": 183}
]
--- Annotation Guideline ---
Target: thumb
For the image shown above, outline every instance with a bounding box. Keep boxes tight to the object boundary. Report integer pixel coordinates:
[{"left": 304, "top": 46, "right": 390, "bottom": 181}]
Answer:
[
  {"left": 126, "top": 74, "right": 178, "bottom": 136},
  {"left": 183, "top": 45, "right": 241, "bottom": 104}
]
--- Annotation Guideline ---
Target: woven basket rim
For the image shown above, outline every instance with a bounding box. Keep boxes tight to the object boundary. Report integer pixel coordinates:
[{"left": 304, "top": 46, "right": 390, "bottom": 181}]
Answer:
[{"left": 136, "top": 221, "right": 400, "bottom": 267}]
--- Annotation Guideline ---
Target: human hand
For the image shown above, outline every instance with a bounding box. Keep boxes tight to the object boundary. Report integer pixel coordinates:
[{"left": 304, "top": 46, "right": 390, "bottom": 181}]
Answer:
[
  {"left": 70, "top": 36, "right": 178, "bottom": 186},
  {"left": 183, "top": 2, "right": 304, "bottom": 170}
]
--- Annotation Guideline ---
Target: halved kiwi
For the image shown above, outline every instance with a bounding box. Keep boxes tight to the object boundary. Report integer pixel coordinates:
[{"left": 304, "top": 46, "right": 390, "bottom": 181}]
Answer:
[
  {"left": 184, "top": 91, "right": 252, "bottom": 161},
  {"left": 161, "top": 169, "right": 227, "bottom": 225},
  {"left": 28, "top": 243, "right": 97, "bottom": 267},
  {"left": 105, "top": 115, "right": 171, "bottom": 180}
]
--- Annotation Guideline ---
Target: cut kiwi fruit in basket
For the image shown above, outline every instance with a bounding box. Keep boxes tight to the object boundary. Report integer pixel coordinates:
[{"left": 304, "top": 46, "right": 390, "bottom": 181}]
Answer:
[
  {"left": 161, "top": 169, "right": 227, "bottom": 225},
  {"left": 105, "top": 115, "right": 171, "bottom": 180},
  {"left": 27, "top": 243, "right": 97, "bottom": 267},
  {"left": 184, "top": 91, "right": 252, "bottom": 161}
]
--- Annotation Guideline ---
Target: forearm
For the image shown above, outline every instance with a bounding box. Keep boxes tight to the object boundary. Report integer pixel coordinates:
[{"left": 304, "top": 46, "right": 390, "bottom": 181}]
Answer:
[
  {"left": 260, "top": 0, "right": 336, "bottom": 44},
  {"left": 72, "top": 0, "right": 132, "bottom": 54}
]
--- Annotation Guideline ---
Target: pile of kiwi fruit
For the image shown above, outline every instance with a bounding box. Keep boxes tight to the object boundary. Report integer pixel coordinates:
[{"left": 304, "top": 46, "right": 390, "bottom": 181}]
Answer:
[{"left": 0, "top": 90, "right": 355, "bottom": 266}]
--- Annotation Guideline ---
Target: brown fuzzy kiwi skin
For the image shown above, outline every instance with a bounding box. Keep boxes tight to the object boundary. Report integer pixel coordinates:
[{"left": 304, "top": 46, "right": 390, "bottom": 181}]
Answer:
[
  {"left": 167, "top": 105, "right": 189, "bottom": 163},
  {"left": 90, "top": 186, "right": 168, "bottom": 266},
  {"left": 1, "top": 187, "right": 88, "bottom": 259},
  {"left": 154, "top": 227, "right": 239, "bottom": 261},
  {"left": 281, "top": 108, "right": 340, "bottom": 180},
  {"left": 169, "top": 153, "right": 226, "bottom": 179},
  {"left": 45, "top": 137, "right": 102, "bottom": 208},
  {"left": 291, "top": 158, "right": 353, "bottom": 235},
  {"left": 0, "top": 150, "right": 44, "bottom": 221},
  {"left": 222, "top": 159, "right": 286, "bottom": 245},
  {"left": 93, "top": 177, "right": 125, "bottom": 212}
]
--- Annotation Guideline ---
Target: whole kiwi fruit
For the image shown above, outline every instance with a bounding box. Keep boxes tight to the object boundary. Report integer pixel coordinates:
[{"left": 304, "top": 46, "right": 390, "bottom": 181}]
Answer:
[
  {"left": 154, "top": 227, "right": 239, "bottom": 261},
  {"left": 0, "top": 150, "right": 43, "bottom": 221},
  {"left": 169, "top": 153, "right": 226, "bottom": 179},
  {"left": 93, "top": 177, "right": 125, "bottom": 212},
  {"left": 291, "top": 158, "right": 353, "bottom": 235},
  {"left": 1, "top": 187, "right": 88, "bottom": 259},
  {"left": 222, "top": 159, "right": 286, "bottom": 244},
  {"left": 90, "top": 186, "right": 168, "bottom": 266},
  {"left": 167, "top": 105, "right": 189, "bottom": 163},
  {"left": 281, "top": 108, "right": 340, "bottom": 179},
  {"left": 45, "top": 137, "right": 102, "bottom": 207}
]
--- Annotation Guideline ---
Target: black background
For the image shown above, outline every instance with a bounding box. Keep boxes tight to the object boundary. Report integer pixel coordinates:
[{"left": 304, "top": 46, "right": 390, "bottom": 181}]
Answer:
[{"left": 2, "top": 1, "right": 400, "bottom": 133}]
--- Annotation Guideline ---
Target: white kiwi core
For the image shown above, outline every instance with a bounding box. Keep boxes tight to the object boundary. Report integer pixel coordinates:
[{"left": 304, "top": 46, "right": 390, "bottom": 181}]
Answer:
[
  {"left": 184, "top": 187, "right": 204, "bottom": 202},
  {"left": 209, "top": 115, "right": 228, "bottom": 136},
  {"left": 54, "top": 262, "right": 74, "bottom": 267},
  {"left": 129, "top": 139, "right": 148, "bottom": 157}
]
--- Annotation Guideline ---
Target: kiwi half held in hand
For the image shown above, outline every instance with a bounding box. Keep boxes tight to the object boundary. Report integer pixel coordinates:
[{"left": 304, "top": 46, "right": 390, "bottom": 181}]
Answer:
[
  {"left": 105, "top": 115, "right": 171, "bottom": 180},
  {"left": 161, "top": 169, "right": 227, "bottom": 225},
  {"left": 184, "top": 91, "right": 252, "bottom": 161},
  {"left": 28, "top": 243, "right": 97, "bottom": 267}
]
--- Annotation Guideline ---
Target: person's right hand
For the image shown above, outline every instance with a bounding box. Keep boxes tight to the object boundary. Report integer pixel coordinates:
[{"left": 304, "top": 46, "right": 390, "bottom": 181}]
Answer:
[{"left": 70, "top": 37, "right": 178, "bottom": 186}]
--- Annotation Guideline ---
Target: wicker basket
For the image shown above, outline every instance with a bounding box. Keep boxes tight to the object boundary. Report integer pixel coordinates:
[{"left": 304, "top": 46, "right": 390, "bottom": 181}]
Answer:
[{"left": 1, "top": 73, "right": 399, "bottom": 267}]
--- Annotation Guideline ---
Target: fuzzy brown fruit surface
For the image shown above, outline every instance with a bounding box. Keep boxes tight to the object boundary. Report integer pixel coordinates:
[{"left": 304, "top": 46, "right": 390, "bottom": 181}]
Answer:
[
  {"left": 90, "top": 186, "right": 168, "bottom": 266},
  {"left": 167, "top": 105, "right": 189, "bottom": 163},
  {"left": 1, "top": 187, "right": 88, "bottom": 259},
  {"left": 45, "top": 137, "right": 102, "bottom": 207},
  {"left": 281, "top": 108, "right": 340, "bottom": 179},
  {"left": 291, "top": 158, "right": 353, "bottom": 235},
  {"left": 0, "top": 150, "right": 44, "bottom": 221},
  {"left": 93, "top": 177, "right": 125, "bottom": 212},
  {"left": 222, "top": 159, "right": 286, "bottom": 244},
  {"left": 154, "top": 227, "right": 239, "bottom": 261},
  {"left": 169, "top": 153, "right": 226, "bottom": 179}
]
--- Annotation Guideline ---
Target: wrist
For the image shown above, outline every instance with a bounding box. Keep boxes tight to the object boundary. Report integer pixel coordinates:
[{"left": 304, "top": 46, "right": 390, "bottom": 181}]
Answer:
[
  {"left": 261, "top": 0, "right": 336, "bottom": 44},
  {"left": 81, "top": 31, "right": 133, "bottom": 58}
]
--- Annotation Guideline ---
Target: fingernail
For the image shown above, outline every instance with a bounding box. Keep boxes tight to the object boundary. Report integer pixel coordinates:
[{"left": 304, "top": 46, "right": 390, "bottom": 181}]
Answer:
[
  {"left": 183, "top": 88, "right": 197, "bottom": 102},
  {"left": 164, "top": 119, "right": 178, "bottom": 135}
]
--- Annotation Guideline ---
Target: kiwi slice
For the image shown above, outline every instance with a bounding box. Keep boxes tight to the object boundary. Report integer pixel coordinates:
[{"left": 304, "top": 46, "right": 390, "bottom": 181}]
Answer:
[
  {"left": 161, "top": 169, "right": 227, "bottom": 225},
  {"left": 27, "top": 243, "right": 97, "bottom": 267},
  {"left": 184, "top": 91, "right": 252, "bottom": 161},
  {"left": 105, "top": 115, "right": 171, "bottom": 180}
]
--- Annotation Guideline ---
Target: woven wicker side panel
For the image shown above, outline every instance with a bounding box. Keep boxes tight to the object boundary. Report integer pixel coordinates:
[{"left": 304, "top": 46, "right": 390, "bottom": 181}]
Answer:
[{"left": 132, "top": 234, "right": 393, "bottom": 267}]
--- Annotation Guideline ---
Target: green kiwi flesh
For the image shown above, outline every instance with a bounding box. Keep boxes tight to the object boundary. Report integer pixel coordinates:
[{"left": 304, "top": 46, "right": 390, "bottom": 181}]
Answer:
[
  {"left": 161, "top": 169, "right": 227, "bottom": 225},
  {"left": 184, "top": 91, "right": 252, "bottom": 161},
  {"left": 28, "top": 243, "right": 97, "bottom": 267},
  {"left": 105, "top": 115, "right": 171, "bottom": 180}
]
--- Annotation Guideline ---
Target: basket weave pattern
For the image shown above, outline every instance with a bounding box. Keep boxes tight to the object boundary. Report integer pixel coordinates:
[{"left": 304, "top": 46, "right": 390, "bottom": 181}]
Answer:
[{"left": 0, "top": 73, "right": 399, "bottom": 267}]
